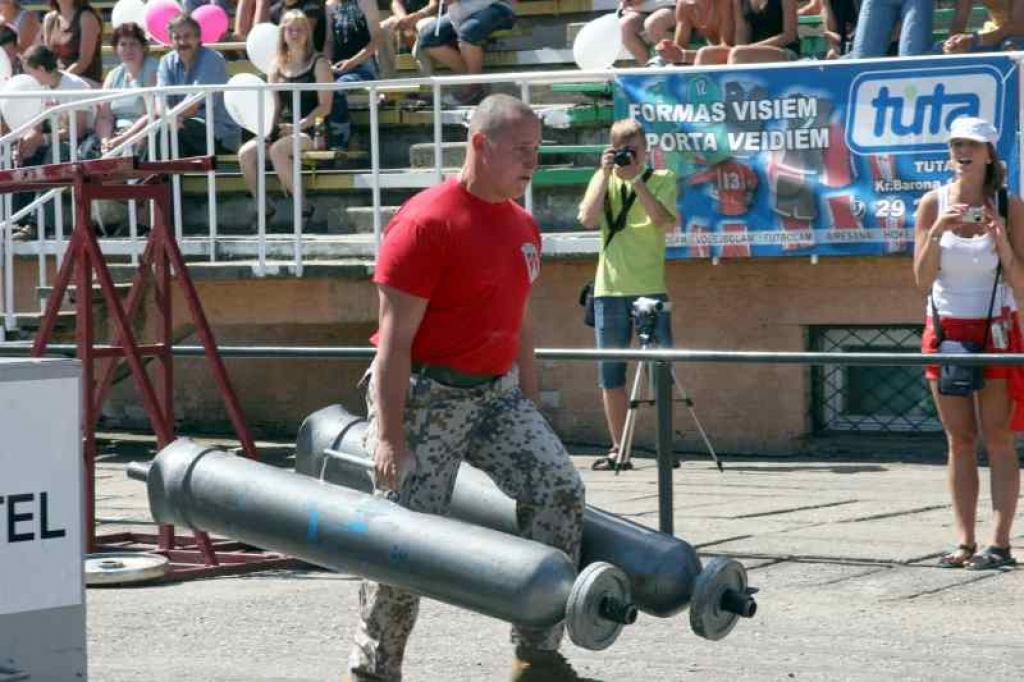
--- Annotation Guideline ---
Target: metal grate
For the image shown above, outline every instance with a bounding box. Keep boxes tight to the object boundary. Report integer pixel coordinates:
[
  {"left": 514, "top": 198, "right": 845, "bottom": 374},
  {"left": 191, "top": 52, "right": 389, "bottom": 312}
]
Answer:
[{"left": 810, "top": 326, "right": 941, "bottom": 433}]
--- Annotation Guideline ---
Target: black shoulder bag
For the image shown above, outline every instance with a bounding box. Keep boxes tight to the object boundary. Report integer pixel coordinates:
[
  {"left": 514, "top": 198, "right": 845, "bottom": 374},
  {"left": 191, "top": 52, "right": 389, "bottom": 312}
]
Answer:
[
  {"left": 932, "top": 188, "right": 1008, "bottom": 396},
  {"left": 579, "top": 169, "right": 654, "bottom": 327}
]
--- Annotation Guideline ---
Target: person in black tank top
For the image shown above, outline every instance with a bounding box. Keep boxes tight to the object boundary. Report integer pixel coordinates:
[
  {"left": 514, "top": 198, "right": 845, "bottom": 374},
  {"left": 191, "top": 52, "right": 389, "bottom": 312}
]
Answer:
[
  {"left": 693, "top": 0, "right": 801, "bottom": 65},
  {"left": 237, "top": 9, "right": 333, "bottom": 219}
]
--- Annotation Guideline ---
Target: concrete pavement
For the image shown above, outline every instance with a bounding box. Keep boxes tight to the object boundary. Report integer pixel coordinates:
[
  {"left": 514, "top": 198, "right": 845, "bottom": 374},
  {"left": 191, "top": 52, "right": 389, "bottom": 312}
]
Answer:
[{"left": 87, "top": 435, "right": 1024, "bottom": 681}]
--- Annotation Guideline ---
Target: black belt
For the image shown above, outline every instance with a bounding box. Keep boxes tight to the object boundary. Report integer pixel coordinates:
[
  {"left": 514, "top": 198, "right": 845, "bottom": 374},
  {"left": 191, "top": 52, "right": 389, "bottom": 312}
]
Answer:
[{"left": 413, "top": 363, "right": 500, "bottom": 388}]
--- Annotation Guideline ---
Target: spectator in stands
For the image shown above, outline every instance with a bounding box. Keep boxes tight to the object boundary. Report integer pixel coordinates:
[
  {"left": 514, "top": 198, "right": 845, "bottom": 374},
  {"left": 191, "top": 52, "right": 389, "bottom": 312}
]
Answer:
[
  {"left": 576, "top": 119, "right": 679, "bottom": 471},
  {"left": 157, "top": 14, "right": 240, "bottom": 156},
  {"left": 270, "top": 0, "right": 326, "bottom": 51},
  {"left": 324, "top": 0, "right": 381, "bottom": 147},
  {"left": 849, "top": 0, "right": 932, "bottom": 58},
  {"left": 416, "top": 0, "right": 516, "bottom": 105},
  {"left": 378, "top": 0, "right": 438, "bottom": 78},
  {"left": 694, "top": 0, "right": 800, "bottom": 64},
  {"left": 821, "top": 0, "right": 861, "bottom": 58},
  {"left": 0, "top": 24, "right": 22, "bottom": 75},
  {"left": 914, "top": 116, "right": 1022, "bottom": 571},
  {"left": 11, "top": 45, "right": 94, "bottom": 240},
  {"left": 944, "top": 0, "right": 1024, "bottom": 54},
  {"left": 238, "top": 9, "right": 332, "bottom": 219},
  {"left": 653, "top": 0, "right": 735, "bottom": 66},
  {"left": 0, "top": 0, "right": 41, "bottom": 53},
  {"left": 234, "top": 0, "right": 271, "bottom": 40},
  {"left": 21, "top": 44, "right": 93, "bottom": 152},
  {"left": 619, "top": 0, "right": 675, "bottom": 65},
  {"left": 94, "top": 22, "right": 159, "bottom": 155},
  {"left": 41, "top": 0, "right": 101, "bottom": 87}
]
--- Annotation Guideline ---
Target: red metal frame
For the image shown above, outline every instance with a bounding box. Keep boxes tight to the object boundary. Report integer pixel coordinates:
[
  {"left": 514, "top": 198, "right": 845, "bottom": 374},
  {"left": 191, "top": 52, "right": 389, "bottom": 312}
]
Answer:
[{"left": 0, "top": 156, "right": 275, "bottom": 576}]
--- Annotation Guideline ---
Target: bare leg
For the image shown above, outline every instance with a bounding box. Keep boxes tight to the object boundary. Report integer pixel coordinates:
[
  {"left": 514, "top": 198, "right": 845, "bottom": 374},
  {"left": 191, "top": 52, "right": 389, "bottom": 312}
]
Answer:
[
  {"left": 619, "top": 11, "right": 650, "bottom": 64},
  {"left": 694, "top": 45, "right": 730, "bottom": 65},
  {"left": 237, "top": 139, "right": 261, "bottom": 199},
  {"left": 268, "top": 135, "right": 312, "bottom": 197},
  {"left": 728, "top": 45, "right": 794, "bottom": 64},
  {"left": 458, "top": 42, "right": 484, "bottom": 74},
  {"left": 643, "top": 9, "right": 675, "bottom": 48},
  {"left": 423, "top": 44, "right": 467, "bottom": 72},
  {"left": 234, "top": 0, "right": 255, "bottom": 39},
  {"left": 977, "top": 378, "right": 1021, "bottom": 548},
  {"left": 931, "top": 380, "right": 980, "bottom": 550},
  {"left": 602, "top": 386, "right": 628, "bottom": 452}
]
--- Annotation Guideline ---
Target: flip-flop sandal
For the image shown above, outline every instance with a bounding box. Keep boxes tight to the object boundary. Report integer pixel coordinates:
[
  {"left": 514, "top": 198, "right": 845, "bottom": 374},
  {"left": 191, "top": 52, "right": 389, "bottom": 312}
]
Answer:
[
  {"left": 591, "top": 450, "right": 633, "bottom": 471},
  {"left": 965, "top": 545, "right": 1016, "bottom": 570},
  {"left": 937, "top": 543, "right": 977, "bottom": 568}
]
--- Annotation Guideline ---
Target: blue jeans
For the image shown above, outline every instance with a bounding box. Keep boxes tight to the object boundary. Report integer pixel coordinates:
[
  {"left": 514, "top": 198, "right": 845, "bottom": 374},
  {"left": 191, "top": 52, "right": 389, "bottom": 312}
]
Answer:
[
  {"left": 328, "top": 60, "right": 377, "bottom": 149},
  {"left": 850, "top": 0, "right": 934, "bottom": 58},
  {"left": 594, "top": 294, "right": 673, "bottom": 389},
  {"left": 417, "top": 1, "right": 517, "bottom": 48}
]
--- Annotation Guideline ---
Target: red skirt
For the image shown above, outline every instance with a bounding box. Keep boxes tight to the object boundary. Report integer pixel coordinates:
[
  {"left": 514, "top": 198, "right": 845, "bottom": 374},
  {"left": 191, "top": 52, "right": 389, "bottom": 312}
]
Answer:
[{"left": 921, "top": 308, "right": 1024, "bottom": 430}]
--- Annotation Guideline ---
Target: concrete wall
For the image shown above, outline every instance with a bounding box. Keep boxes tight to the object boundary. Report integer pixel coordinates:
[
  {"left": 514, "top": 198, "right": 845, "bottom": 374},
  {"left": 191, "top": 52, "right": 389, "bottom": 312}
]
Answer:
[{"left": 10, "top": 254, "right": 923, "bottom": 454}]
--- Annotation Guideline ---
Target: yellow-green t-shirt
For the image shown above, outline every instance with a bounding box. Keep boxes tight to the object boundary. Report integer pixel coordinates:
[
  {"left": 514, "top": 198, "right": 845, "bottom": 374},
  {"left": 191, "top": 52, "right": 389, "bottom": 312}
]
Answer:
[{"left": 592, "top": 168, "right": 679, "bottom": 297}]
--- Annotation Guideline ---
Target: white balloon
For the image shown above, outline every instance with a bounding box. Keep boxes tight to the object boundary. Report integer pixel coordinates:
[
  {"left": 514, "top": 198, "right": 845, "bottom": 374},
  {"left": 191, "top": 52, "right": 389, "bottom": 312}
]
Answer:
[
  {"left": 0, "top": 75, "right": 46, "bottom": 131},
  {"left": 111, "top": 0, "right": 148, "bottom": 29},
  {"left": 0, "top": 49, "right": 11, "bottom": 83},
  {"left": 224, "top": 73, "right": 277, "bottom": 136},
  {"left": 573, "top": 13, "right": 623, "bottom": 71},
  {"left": 246, "top": 23, "right": 281, "bottom": 76}
]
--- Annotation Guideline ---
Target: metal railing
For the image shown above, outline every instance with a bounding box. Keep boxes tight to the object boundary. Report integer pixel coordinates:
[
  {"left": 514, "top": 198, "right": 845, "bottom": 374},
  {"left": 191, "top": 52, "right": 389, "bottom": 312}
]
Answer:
[
  {"left": 0, "top": 68, "right": 626, "bottom": 337},
  {"left": 0, "top": 341, "right": 1018, "bottom": 532}
]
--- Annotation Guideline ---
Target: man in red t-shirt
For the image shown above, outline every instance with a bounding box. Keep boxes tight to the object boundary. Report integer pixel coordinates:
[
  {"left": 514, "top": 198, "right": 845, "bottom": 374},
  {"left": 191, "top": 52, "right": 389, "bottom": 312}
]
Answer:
[{"left": 345, "top": 94, "right": 585, "bottom": 682}]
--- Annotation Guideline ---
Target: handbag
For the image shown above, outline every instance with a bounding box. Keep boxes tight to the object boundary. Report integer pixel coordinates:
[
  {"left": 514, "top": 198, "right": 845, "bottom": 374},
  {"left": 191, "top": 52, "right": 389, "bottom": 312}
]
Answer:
[
  {"left": 932, "top": 189, "right": 1007, "bottom": 396},
  {"left": 579, "top": 168, "right": 654, "bottom": 327}
]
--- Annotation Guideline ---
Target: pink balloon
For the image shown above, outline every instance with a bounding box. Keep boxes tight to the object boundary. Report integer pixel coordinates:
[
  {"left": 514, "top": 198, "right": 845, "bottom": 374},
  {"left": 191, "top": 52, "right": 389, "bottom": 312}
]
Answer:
[
  {"left": 145, "top": 0, "right": 183, "bottom": 46},
  {"left": 192, "top": 5, "right": 230, "bottom": 45}
]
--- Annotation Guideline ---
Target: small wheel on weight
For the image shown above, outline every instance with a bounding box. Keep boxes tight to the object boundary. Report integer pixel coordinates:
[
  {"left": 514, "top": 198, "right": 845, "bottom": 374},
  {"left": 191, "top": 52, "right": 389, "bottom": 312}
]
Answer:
[
  {"left": 689, "top": 557, "right": 758, "bottom": 641},
  {"left": 565, "top": 562, "right": 637, "bottom": 651}
]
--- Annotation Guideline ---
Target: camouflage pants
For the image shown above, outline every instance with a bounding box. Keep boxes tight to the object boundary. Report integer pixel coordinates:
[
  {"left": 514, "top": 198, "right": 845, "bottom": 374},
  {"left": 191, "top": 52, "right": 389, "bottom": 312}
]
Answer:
[{"left": 347, "top": 366, "right": 586, "bottom": 682}]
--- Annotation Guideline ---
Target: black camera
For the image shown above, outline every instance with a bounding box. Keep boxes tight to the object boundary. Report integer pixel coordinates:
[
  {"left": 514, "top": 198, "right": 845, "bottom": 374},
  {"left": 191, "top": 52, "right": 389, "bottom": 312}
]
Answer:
[{"left": 613, "top": 147, "right": 635, "bottom": 167}]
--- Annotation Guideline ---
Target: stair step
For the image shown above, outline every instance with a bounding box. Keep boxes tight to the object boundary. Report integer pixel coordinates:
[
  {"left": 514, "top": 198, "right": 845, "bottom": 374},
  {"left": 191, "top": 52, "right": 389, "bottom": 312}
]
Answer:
[
  {"left": 38, "top": 283, "right": 133, "bottom": 303},
  {"left": 13, "top": 311, "right": 77, "bottom": 331},
  {"left": 339, "top": 206, "right": 400, "bottom": 235},
  {"left": 409, "top": 142, "right": 468, "bottom": 169}
]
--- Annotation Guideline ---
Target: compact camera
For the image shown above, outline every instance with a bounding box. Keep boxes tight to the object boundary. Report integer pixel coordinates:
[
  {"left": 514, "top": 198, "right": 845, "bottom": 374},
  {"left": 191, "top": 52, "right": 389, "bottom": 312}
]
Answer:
[
  {"left": 965, "top": 206, "right": 985, "bottom": 224},
  {"left": 613, "top": 147, "right": 636, "bottom": 167}
]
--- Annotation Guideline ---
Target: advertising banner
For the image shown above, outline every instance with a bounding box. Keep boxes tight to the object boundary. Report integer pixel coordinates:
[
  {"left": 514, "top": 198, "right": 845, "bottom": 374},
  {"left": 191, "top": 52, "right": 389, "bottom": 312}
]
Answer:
[{"left": 614, "top": 55, "right": 1021, "bottom": 260}]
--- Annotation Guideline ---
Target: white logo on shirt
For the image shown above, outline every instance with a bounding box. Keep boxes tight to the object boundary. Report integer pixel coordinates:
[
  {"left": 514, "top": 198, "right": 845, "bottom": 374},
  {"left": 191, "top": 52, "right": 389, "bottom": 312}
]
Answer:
[{"left": 521, "top": 243, "right": 540, "bottom": 283}]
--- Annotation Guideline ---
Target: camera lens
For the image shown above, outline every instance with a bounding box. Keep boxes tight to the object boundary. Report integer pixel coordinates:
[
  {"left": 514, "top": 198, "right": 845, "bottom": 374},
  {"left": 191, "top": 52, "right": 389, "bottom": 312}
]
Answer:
[{"left": 613, "top": 148, "right": 634, "bottom": 167}]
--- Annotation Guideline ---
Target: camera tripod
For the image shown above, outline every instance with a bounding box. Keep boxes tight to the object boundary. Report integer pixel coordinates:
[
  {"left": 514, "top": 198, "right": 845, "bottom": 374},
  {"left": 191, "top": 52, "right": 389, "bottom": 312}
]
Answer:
[{"left": 615, "top": 307, "right": 722, "bottom": 474}]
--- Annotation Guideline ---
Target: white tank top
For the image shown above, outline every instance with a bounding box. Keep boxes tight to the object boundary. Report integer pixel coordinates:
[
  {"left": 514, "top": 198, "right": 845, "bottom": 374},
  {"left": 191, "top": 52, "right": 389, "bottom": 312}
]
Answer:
[{"left": 929, "top": 184, "right": 1015, "bottom": 318}]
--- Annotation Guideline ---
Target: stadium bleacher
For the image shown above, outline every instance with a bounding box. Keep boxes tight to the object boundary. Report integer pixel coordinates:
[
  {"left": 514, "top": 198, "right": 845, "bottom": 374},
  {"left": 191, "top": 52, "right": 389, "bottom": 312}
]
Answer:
[{"left": 7, "top": 0, "right": 1001, "bottom": 236}]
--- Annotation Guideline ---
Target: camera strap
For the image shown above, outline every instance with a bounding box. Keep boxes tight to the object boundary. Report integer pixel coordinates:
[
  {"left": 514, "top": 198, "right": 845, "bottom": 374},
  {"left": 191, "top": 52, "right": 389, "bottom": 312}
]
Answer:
[
  {"left": 602, "top": 168, "right": 654, "bottom": 251},
  {"left": 930, "top": 185, "right": 1007, "bottom": 345}
]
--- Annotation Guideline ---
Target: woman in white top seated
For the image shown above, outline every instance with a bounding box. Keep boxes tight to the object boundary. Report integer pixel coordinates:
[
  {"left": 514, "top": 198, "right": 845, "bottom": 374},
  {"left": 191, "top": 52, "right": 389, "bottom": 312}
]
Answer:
[
  {"left": 94, "top": 22, "right": 158, "bottom": 155},
  {"left": 913, "top": 115, "right": 1024, "bottom": 571}
]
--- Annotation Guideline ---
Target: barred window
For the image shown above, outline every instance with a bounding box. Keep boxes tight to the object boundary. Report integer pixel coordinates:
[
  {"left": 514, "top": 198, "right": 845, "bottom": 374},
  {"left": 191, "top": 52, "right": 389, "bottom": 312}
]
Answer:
[{"left": 810, "top": 326, "right": 941, "bottom": 433}]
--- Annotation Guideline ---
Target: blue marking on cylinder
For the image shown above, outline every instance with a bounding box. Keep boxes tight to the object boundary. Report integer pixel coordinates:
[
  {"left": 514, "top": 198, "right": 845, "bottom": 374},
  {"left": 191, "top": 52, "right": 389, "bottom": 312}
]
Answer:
[{"left": 307, "top": 507, "right": 320, "bottom": 542}]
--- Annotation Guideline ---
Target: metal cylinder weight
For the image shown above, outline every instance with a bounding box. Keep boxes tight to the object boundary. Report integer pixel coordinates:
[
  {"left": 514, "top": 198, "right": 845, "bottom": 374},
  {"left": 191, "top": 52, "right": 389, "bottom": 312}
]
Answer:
[
  {"left": 130, "top": 438, "right": 636, "bottom": 650},
  {"left": 295, "top": 404, "right": 714, "bottom": 620}
]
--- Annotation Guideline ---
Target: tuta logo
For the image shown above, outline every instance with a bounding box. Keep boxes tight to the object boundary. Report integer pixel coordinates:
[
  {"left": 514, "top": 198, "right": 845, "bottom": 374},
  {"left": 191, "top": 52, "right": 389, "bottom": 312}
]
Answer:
[{"left": 846, "top": 65, "right": 1003, "bottom": 155}]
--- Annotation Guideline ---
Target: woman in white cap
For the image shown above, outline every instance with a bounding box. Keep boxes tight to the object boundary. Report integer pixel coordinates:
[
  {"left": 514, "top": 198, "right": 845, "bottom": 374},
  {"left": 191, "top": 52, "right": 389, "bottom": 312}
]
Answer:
[{"left": 913, "top": 115, "right": 1023, "bottom": 570}]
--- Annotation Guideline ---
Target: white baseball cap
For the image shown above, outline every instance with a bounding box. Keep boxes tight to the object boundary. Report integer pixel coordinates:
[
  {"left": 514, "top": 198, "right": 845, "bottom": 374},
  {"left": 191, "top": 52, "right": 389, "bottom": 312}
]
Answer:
[{"left": 948, "top": 116, "right": 999, "bottom": 144}]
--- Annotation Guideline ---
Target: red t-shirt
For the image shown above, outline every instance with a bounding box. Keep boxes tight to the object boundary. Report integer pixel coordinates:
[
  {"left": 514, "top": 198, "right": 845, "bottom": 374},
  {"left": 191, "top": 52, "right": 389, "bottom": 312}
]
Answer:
[{"left": 372, "top": 179, "right": 542, "bottom": 375}]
